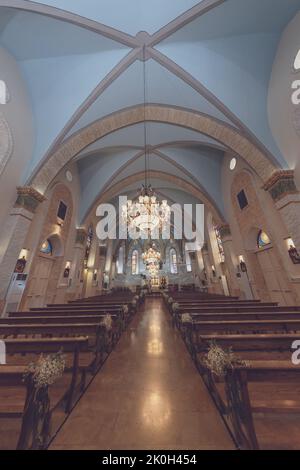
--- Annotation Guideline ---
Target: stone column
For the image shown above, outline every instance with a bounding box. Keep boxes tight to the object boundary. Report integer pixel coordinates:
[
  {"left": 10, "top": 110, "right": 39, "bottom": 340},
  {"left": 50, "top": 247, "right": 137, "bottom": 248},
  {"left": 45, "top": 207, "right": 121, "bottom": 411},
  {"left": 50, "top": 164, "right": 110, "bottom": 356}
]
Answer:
[
  {"left": 263, "top": 171, "right": 300, "bottom": 251},
  {"left": 66, "top": 228, "right": 87, "bottom": 301},
  {"left": 0, "top": 187, "right": 46, "bottom": 313},
  {"left": 218, "top": 224, "right": 241, "bottom": 297},
  {"left": 201, "top": 243, "right": 214, "bottom": 293}
]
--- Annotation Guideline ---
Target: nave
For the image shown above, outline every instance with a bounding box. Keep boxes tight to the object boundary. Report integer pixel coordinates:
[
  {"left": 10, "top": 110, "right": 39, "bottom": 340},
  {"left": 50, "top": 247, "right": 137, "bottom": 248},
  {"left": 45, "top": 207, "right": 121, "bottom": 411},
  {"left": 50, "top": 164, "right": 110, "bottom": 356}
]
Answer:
[{"left": 49, "top": 298, "right": 234, "bottom": 450}]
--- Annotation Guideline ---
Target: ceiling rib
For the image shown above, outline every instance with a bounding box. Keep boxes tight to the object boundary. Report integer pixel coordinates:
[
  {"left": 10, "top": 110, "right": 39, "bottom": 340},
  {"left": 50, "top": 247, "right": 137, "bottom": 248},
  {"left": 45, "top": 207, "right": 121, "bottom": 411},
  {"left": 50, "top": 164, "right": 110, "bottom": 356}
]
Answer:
[
  {"left": 100, "top": 148, "right": 146, "bottom": 194},
  {"left": 156, "top": 140, "right": 227, "bottom": 152},
  {"left": 0, "top": 0, "right": 139, "bottom": 47},
  {"left": 43, "top": 48, "right": 141, "bottom": 159},
  {"left": 84, "top": 169, "right": 225, "bottom": 224},
  {"left": 148, "top": 0, "right": 226, "bottom": 47},
  {"left": 148, "top": 47, "right": 242, "bottom": 129},
  {"left": 152, "top": 148, "right": 208, "bottom": 191},
  {"left": 149, "top": 47, "right": 280, "bottom": 164}
]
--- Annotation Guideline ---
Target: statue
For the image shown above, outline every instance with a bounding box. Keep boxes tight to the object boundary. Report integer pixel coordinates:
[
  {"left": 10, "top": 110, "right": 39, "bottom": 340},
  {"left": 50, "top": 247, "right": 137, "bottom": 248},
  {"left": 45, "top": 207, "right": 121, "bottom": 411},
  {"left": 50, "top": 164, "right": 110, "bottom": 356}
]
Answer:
[{"left": 288, "top": 245, "right": 300, "bottom": 264}]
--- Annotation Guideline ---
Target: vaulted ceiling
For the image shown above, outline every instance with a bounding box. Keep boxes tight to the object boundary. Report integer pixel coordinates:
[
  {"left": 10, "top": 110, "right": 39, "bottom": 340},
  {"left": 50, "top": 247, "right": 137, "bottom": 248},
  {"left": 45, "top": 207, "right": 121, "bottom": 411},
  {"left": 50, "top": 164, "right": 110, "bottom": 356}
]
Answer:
[{"left": 0, "top": 0, "right": 299, "bottom": 222}]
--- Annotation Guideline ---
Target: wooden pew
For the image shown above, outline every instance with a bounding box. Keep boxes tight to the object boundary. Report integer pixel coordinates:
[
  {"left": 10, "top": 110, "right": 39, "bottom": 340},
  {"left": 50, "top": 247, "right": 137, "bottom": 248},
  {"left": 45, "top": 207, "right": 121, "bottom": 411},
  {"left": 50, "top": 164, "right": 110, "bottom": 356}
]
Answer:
[
  {"left": 0, "top": 322, "right": 117, "bottom": 372},
  {"left": 178, "top": 305, "right": 300, "bottom": 313},
  {"left": 176, "top": 311, "right": 300, "bottom": 322},
  {"left": 4, "top": 337, "right": 89, "bottom": 411},
  {"left": 222, "top": 362, "right": 300, "bottom": 450},
  {"left": 183, "top": 319, "right": 300, "bottom": 337},
  {"left": 0, "top": 365, "right": 53, "bottom": 449}
]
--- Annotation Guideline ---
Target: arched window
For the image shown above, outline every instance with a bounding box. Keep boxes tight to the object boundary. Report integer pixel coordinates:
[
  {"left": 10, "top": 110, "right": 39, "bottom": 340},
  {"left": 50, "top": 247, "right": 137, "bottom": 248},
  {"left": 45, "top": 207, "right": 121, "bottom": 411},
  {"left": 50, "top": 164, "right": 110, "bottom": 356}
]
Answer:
[
  {"left": 170, "top": 248, "right": 178, "bottom": 274},
  {"left": 117, "top": 246, "right": 124, "bottom": 274},
  {"left": 132, "top": 250, "right": 139, "bottom": 275},
  {"left": 40, "top": 239, "right": 53, "bottom": 256},
  {"left": 185, "top": 250, "right": 192, "bottom": 272},
  {"left": 0, "top": 80, "right": 9, "bottom": 104},
  {"left": 294, "top": 49, "right": 300, "bottom": 71},
  {"left": 84, "top": 226, "right": 93, "bottom": 267},
  {"left": 257, "top": 230, "right": 271, "bottom": 249},
  {"left": 214, "top": 226, "right": 225, "bottom": 263}
]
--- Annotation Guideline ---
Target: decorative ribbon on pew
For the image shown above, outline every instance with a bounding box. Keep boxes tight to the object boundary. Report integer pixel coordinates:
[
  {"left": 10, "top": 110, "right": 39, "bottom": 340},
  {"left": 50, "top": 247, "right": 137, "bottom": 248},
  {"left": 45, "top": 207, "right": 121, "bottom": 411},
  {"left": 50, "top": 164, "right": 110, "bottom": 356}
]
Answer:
[
  {"left": 23, "top": 351, "right": 66, "bottom": 389},
  {"left": 172, "top": 302, "right": 179, "bottom": 313},
  {"left": 18, "top": 351, "right": 66, "bottom": 450},
  {"left": 201, "top": 342, "right": 246, "bottom": 377},
  {"left": 181, "top": 313, "right": 193, "bottom": 324},
  {"left": 101, "top": 314, "right": 113, "bottom": 331}
]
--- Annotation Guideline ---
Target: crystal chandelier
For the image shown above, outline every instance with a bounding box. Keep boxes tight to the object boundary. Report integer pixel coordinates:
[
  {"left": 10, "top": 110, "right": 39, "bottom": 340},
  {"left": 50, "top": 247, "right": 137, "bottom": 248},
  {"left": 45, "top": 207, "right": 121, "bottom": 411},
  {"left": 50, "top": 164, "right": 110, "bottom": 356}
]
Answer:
[
  {"left": 142, "top": 244, "right": 161, "bottom": 277},
  {"left": 142, "top": 244, "right": 161, "bottom": 265},
  {"left": 121, "top": 46, "right": 170, "bottom": 238}
]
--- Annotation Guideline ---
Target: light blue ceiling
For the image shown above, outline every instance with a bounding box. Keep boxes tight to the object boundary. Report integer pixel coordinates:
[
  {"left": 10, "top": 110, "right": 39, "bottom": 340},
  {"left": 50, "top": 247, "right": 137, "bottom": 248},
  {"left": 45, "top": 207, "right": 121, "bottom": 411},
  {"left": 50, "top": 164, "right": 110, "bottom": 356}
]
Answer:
[
  {"left": 65, "top": 58, "right": 235, "bottom": 139},
  {"left": 0, "top": 9, "right": 129, "bottom": 176},
  {"left": 0, "top": 0, "right": 299, "bottom": 217},
  {"left": 31, "top": 0, "right": 201, "bottom": 35},
  {"left": 77, "top": 143, "right": 224, "bottom": 222},
  {"left": 157, "top": 0, "right": 300, "bottom": 166},
  {"left": 75, "top": 122, "right": 227, "bottom": 159}
]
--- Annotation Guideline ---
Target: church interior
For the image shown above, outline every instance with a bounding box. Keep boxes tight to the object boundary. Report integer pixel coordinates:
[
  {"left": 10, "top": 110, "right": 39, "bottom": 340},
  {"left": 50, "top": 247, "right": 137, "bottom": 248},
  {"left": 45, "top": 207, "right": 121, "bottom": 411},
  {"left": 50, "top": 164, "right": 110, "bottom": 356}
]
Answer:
[{"left": 1, "top": 0, "right": 300, "bottom": 452}]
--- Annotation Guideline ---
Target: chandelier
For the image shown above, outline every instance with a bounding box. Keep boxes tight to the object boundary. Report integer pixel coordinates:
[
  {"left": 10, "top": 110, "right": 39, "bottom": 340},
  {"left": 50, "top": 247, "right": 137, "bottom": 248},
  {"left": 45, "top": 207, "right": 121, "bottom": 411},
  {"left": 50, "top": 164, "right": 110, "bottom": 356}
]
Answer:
[
  {"left": 121, "top": 46, "right": 170, "bottom": 238},
  {"left": 122, "top": 185, "right": 170, "bottom": 236},
  {"left": 142, "top": 244, "right": 161, "bottom": 277},
  {"left": 142, "top": 244, "right": 161, "bottom": 264}
]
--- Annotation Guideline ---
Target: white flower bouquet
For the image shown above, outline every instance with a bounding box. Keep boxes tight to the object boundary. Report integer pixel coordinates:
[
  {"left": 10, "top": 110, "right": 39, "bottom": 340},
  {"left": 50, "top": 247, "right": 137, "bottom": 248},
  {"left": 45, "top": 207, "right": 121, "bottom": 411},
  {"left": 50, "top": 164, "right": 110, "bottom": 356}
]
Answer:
[{"left": 25, "top": 351, "right": 65, "bottom": 389}]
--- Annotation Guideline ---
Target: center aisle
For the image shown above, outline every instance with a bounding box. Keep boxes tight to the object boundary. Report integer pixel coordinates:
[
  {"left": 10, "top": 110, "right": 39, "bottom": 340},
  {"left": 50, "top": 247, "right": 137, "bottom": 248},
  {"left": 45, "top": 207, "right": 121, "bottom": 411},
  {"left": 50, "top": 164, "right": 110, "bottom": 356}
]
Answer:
[{"left": 50, "top": 297, "right": 234, "bottom": 450}]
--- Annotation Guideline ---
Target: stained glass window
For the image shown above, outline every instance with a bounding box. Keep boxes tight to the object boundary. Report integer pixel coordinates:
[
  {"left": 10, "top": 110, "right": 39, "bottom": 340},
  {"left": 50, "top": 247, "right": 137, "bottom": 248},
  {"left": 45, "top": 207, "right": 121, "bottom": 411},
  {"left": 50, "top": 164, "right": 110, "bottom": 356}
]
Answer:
[
  {"left": 40, "top": 239, "right": 52, "bottom": 256},
  {"left": 84, "top": 226, "right": 93, "bottom": 266},
  {"left": 257, "top": 230, "right": 271, "bottom": 249},
  {"left": 132, "top": 250, "right": 139, "bottom": 275},
  {"left": 214, "top": 226, "right": 225, "bottom": 263},
  {"left": 185, "top": 249, "right": 192, "bottom": 272},
  {"left": 170, "top": 248, "right": 178, "bottom": 274}
]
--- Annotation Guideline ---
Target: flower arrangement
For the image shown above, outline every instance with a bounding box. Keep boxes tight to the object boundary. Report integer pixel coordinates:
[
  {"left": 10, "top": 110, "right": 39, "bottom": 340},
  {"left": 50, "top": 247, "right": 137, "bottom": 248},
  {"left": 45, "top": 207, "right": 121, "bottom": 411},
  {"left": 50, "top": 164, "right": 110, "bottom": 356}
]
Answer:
[
  {"left": 172, "top": 302, "right": 179, "bottom": 312},
  {"left": 202, "top": 342, "right": 247, "bottom": 377},
  {"left": 102, "top": 314, "right": 113, "bottom": 330},
  {"left": 181, "top": 313, "right": 193, "bottom": 323},
  {"left": 24, "top": 351, "right": 65, "bottom": 389}
]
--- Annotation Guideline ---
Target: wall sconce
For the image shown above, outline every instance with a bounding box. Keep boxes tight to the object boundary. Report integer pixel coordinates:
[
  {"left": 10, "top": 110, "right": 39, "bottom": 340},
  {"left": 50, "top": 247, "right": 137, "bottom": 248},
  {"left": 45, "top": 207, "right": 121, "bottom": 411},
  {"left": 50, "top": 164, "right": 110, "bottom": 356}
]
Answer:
[
  {"left": 19, "top": 248, "right": 29, "bottom": 260},
  {"left": 239, "top": 255, "right": 247, "bottom": 272},
  {"left": 287, "top": 238, "right": 300, "bottom": 264},
  {"left": 63, "top": 261, "right": 71, "bottom": 278},
  {"left": 14, "top": 248, "right": 29, "bottom": 274}
]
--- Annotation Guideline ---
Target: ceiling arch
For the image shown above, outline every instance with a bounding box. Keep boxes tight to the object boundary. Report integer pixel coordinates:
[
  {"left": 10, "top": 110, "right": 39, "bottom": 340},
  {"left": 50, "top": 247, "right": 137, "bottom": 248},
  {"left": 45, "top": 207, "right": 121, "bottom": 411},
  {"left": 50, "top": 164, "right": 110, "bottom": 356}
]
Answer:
[
  {"left": 31, "top": 104, "right": 278, "bottom": 194},
  {"left": 83, "top": 169, "right": 224, "bottom": 227},
  {"left": 77, "top": 144, "right": 224, "bottom": 220}
]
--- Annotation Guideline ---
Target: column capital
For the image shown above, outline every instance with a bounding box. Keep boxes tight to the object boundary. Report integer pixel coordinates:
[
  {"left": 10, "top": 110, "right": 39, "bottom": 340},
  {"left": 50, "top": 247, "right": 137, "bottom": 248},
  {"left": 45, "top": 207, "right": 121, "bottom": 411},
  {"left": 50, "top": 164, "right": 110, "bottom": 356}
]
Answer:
[
  {"left": 263, "top": 170, "right": 298, "bottom": 202},
  {"left": 75, "top": 228, "right": 87, "bottom": 246},
  {"left": 15, "top": 186, "right": 46, "bottom": 213},
  {"left": 202, "top": 242, "right": 209, "bottom": 252},
  {"left": 217, "top": 224, "right": 231, "bottom": 240}
]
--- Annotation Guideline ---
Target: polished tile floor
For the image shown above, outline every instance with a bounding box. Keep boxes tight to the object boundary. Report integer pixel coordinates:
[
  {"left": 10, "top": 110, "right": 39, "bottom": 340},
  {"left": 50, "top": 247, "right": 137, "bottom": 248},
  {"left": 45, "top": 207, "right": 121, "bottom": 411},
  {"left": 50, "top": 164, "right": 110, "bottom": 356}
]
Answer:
[{"left": 50, "top": 298, "right": 234, "bottom": 450}]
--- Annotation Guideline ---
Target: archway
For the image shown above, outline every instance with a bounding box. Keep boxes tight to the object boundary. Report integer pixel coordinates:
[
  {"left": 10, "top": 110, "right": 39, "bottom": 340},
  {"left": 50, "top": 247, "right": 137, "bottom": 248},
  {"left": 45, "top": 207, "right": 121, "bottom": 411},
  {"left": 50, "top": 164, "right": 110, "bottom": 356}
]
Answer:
[
  {"left": 22, "top": 233, "right": 63, "bottom": 309},
  {"left": 30, "top": 105, "right": 279, "bottom": 194},
  {"left": 245, "top": 226, "right": 296, "bottom": 305}
]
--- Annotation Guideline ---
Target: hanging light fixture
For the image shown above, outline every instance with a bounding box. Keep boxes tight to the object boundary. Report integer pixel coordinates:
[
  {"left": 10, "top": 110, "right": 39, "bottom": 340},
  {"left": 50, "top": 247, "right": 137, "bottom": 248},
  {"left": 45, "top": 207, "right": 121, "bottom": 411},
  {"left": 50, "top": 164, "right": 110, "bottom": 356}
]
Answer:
[
  {"left": 142, "top": 243, "right": 161, "bottom": 277},
  {"left": 121, "top": 46, "right": 170, "bottom": 238}
]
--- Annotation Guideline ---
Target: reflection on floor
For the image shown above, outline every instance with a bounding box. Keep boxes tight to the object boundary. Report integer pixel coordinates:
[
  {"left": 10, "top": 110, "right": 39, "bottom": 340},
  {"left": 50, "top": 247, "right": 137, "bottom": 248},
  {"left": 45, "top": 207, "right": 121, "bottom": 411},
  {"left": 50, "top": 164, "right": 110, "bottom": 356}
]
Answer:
[{"left": 50, "top": 298, "right": 234, "bottom": 450}]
